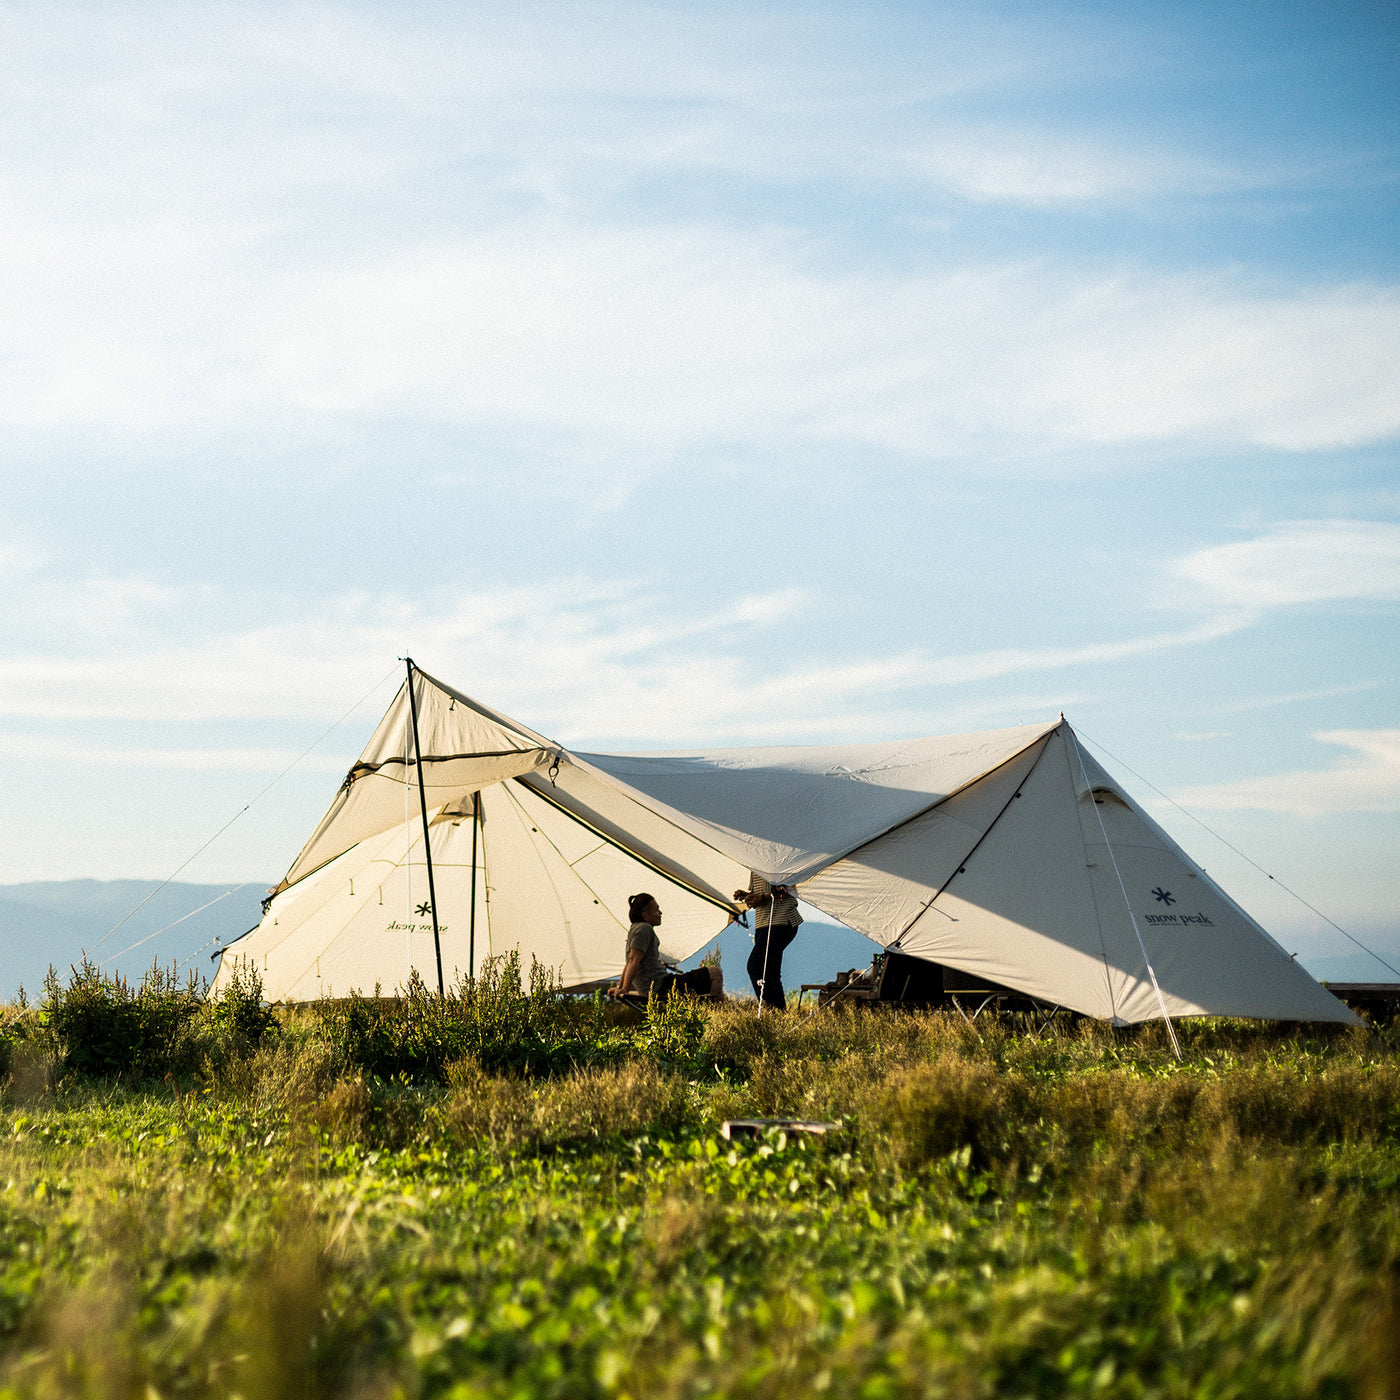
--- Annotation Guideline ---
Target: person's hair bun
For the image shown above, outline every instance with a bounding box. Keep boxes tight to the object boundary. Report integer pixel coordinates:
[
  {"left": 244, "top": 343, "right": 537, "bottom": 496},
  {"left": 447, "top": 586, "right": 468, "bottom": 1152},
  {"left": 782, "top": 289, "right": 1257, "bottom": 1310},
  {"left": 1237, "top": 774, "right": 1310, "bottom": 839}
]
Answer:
[{"left": 628, "top": 892, "right": 655, "bottom": 922}]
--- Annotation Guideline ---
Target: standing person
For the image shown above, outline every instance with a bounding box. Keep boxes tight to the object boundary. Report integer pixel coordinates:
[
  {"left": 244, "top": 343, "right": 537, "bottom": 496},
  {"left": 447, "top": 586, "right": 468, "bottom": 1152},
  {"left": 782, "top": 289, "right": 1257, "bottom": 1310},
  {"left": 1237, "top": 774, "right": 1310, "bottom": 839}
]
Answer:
[
  {"left": 608, "top": 893, "right": 723, "bottom": 1002},
  {"left": 737, "top": 875, "right": 802, "bottom": 1010}
]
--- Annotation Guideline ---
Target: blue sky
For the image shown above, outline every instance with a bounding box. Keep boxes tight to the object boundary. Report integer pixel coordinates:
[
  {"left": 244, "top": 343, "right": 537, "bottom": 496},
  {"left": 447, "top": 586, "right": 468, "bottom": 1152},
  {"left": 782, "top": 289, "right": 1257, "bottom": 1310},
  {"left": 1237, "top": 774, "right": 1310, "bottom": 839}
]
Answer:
[{"left": 1, "top": 0, "right": 1397, "bottom": 971}]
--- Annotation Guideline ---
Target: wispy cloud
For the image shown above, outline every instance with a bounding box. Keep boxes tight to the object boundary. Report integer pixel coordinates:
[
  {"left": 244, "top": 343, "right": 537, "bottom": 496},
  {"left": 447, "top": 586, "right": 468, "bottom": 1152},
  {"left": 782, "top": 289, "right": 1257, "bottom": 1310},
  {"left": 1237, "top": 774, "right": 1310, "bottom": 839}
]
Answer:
[
  {"left": 1176, "top": 730, "right": 1400, "bottom": 816},
  {"left": 2, "top": 513, "right": 1388, "bottom": 755},
  {"left": 1, "top": 6, "right": 1396, "bottom": 465},
  {"left": 898, "top": 129, "right": 1242, "bottom": 207},
  {"left": 7, "top": 222, "right": 1398, "bottom": 457},
  {"left": 0, "top": 552, "right": 1248, "bottom": 743},
  {"left": 0, "top": 574, "right": 812, "bottom": 728},
  {"left": 1212, "top": 682, "right": 1382, "bottom": 716},
  {"left": 1174, "top": 520, "right": 1400, "bottom": 607}
]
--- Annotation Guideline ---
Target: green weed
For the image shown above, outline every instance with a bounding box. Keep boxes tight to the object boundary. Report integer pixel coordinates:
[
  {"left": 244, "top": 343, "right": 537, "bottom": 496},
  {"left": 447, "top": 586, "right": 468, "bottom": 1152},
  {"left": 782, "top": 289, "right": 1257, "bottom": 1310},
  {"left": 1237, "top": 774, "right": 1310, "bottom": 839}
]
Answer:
[{"left": 0, "top": 971, "right": 1397, "bottom": 1398}]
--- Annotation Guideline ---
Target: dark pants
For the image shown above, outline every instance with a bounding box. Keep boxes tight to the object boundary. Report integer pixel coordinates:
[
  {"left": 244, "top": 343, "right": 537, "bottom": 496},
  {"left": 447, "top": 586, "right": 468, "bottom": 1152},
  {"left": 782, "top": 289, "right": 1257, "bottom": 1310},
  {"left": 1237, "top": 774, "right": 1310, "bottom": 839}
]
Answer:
[
  {"left": 657, "top": 967, "right": 713, "bottom": 1001},
  {"left": 747, "top": 924, "right": 797, "bottom": 1009}
]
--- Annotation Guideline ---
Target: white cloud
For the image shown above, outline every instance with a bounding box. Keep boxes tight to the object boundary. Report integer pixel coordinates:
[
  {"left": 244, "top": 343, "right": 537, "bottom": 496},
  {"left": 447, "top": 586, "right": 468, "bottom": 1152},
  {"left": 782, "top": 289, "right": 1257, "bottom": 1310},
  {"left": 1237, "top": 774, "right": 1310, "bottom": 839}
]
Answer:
[
  {"left": 0, "top": 578, "right": 815, "bottom": 730},
  {"left": 900, "top": 130, "right": 1236, "bottom": 207},
  {"left": 4, "top": 218, "right": 1398, "bottom": 456},
  {"left": 1213, "top": 682, "right": 1382, "bottom": 715},
  {"left": 0, "top": 515, "right": 1382, "bottom": 761},
  {"left": 0, "top": 555, "right": 1247, "bottom": 743},
  {"left": 0, "top": 9, "right": 1396, "bottom": 461},
  {"left": 0, "top": 538, "right": 198, "bottom": 641},
  {"left": 1174, "top": 520, "right": 1400, "bottom": 607},
  {"left": 1176, "top": 730, "right": 1400, "bottom": 816}
]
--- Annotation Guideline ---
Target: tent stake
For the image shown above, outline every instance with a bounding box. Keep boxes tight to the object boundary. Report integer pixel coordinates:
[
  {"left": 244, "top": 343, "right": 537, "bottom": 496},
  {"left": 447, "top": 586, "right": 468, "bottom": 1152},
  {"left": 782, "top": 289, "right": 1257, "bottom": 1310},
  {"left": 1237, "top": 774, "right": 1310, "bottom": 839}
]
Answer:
[{"left": 405, "top": 658, "right": 445, "bottom": 997}]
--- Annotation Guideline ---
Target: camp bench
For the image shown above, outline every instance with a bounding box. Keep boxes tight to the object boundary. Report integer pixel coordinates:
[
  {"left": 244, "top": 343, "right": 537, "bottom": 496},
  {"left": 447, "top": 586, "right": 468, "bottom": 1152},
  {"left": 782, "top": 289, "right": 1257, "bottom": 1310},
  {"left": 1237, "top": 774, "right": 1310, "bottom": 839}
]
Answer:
[{"left": 805, "top": 952, "right": 1074, "bottom": 1033}]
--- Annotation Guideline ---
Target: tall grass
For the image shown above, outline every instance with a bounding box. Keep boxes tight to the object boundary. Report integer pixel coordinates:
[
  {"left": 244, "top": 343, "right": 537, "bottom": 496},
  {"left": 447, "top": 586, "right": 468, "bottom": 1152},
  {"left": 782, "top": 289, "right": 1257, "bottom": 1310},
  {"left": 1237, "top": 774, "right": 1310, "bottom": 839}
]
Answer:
[{"left": 0, "top": 963, "right": 1397, "bottom": 1398}]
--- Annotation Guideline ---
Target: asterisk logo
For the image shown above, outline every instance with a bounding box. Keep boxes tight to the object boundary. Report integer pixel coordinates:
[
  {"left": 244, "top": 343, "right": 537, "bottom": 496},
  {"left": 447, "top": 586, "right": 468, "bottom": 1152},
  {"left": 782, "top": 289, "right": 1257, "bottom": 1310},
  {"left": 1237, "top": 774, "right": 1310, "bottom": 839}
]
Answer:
[
  {"left": 1151, "top": 887, "right": 1175, "bottom": 906},
  {"left": 415, "top": 902, "right": 431, "bottom": 916}
]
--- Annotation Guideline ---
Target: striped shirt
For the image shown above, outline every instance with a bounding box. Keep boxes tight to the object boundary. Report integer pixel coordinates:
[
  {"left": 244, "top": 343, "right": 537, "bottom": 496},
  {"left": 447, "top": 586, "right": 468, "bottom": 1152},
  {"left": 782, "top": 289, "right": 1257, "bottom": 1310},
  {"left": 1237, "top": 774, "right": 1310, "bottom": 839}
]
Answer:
[{"left": 749, "top": 876, "right": 803, "bottom": 930}]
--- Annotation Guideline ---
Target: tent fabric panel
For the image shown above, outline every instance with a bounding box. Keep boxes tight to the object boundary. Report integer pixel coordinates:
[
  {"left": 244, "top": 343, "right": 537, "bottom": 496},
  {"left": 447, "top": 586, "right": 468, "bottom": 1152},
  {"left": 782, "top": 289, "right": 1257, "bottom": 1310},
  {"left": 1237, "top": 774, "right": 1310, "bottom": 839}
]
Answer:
[
  {"left": 517, "top": 761, "right": 752, "bottom": 906},
  {"left": 1068, "top": 743, "right": 1297, "bottom": 956},
  {"left": 279, "top": 750, "right": 548, "bottom": 892},
  {"left": 474, "top": 782, "right": 624, "bottom": 988},
  {"left": 259, "top": 829, "right": 423, "bottom": 997},
  {"left": 577, "top": 720, "right": 1060, "bottom": 884},
  {"left": 355, "top": 672, "right": 549, "bottom": 773},
  {"left": 505, "top": 781, "right": 733, "bottom": 969},
  {"left": 1062, "top": 737, "right": 1353, "bottom": 1021},
  {"left": 797, "top": 738, "right": 1049, "bottom": 944},
  {"left": 474, "top": 782, "right": 728, "bottom": 987},
  {"left": 221, "top": 771, "right": 736, "bottom": 1002},
  {"left": 408, "top": 666, "right": 559, "bottom": 752},
  {"left": 216, "top": 818, "right": 488, "bottom": 1001},
  {"left": 888, "top": 727, "right": 1355, "bottom": 1025},
  {"left": 894, "top": 728, "right": 1122, "bottom": 1018},
  {"left": 277, "top": 667, "right": 553, "bottom": 895},
  {"left": 1075, "top": 839, "right": 1355, "bottom": 1022},
  {"left": 567, "top": 845, "right": 729, "bottom": 967}
]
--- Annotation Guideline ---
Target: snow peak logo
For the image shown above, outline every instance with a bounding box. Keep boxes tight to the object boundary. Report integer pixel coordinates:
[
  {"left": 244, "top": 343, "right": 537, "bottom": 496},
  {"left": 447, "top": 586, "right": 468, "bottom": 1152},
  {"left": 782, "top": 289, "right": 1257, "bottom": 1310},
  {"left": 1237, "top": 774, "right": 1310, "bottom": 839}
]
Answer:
[
  {"left": 386, "top": 920, "right": 448, "bottom": 934},
  {"left": 1142, "top": 888, "right": 1212, "bottom": 926},
  {"left": 1144, "top": 903, "right": 1213, "bottom": 927}
]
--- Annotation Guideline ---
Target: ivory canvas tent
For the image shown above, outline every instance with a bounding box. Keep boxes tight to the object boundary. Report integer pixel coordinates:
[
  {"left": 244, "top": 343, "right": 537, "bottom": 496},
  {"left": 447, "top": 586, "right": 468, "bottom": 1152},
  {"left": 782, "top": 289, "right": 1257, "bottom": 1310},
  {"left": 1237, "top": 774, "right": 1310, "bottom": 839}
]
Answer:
[{"left": 213, "top": 664, "right": 1355, "bottom": 1025}]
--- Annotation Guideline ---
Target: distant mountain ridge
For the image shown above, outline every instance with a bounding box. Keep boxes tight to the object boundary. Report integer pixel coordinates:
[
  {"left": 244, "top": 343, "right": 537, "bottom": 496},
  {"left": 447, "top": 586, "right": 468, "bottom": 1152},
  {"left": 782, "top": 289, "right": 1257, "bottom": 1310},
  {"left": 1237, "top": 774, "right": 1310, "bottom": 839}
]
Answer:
[
  {"left": 1305, "top": 951, "right": 1400, "bottom": 984},
  {"left": 0, "top": 879, "right": 882, "bottom": 1003},
  {"left": 0, "top": 879, "right": 270, "bottom": 1001},
  {"left": 4, "top": 880, "right": 1387, "bottom": 1005}
]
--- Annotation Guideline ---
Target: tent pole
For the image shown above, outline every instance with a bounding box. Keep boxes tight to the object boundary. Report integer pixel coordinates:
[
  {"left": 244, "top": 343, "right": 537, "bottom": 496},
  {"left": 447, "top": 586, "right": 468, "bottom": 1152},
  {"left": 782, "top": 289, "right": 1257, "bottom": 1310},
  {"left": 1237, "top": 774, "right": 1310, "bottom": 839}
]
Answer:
[
  {"left": 1067, "top": 724, "right": 1181, "bottom": 1060},
  {"left": 469, "top": 792, "right": 479, "bottom": 983},
  {"left": 405, "top": 658, "right": 445, "bottom": 997}
]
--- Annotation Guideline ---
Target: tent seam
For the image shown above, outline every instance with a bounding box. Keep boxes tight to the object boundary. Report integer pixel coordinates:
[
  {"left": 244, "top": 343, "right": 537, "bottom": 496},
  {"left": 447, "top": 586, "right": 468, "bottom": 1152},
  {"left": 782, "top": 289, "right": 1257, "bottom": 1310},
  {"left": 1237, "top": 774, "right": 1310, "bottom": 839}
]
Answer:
[
  {"left": 514, "top": 776, "right": 737, "bottom": 915},
  {"left": 815, "top": 725, "right": 1061, "bottom": 880},
  {"left": 887, "top": 734, "right": 1054, "bottom": 947},
  {"left": 503, "top": 787, "right": 628, "bottom": 933},
  {"left": 1068, "top": 726, "right": 1181, "bottom": 1056},
  {"left": 519, "top": 760, "right": 750, "bottom": 886},
  {"left": 348, "top": 748, "right": 543, "bottom": 777},
  {"left": 1060, "top": 726, "right": 1120, "bottom": 1022}
]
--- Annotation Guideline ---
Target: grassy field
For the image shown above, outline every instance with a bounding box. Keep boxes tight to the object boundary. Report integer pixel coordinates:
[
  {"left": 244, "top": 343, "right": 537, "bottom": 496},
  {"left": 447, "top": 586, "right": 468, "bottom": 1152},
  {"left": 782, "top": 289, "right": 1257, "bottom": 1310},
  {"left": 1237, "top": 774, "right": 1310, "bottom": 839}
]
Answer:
[{"left": 0, "top": 963, "right": 1396, "bottom": 1398}]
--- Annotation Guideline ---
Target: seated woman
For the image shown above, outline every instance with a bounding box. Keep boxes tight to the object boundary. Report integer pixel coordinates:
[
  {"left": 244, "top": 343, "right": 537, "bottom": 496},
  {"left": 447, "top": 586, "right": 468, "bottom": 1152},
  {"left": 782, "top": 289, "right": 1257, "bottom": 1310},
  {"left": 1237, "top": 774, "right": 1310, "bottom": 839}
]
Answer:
[{"left": 607, "top": 892, "right": 723, "bottom": 1003}]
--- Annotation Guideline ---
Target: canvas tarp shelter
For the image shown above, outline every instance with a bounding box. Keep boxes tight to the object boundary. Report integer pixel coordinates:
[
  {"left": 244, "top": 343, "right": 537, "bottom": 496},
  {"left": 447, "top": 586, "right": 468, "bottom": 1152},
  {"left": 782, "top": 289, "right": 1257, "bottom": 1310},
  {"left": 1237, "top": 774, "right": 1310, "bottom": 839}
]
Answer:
[{"left": 213, "top": 666, "right": 1355, "bottom": 1025}]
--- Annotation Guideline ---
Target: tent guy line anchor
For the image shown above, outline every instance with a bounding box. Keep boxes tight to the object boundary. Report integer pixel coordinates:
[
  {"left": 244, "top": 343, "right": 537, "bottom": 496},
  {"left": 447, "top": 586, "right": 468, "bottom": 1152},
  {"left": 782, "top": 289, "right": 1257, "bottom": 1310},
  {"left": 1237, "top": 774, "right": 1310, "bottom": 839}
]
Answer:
[{"left": 98, "top": 882, "right": 257, "bottom": 970}]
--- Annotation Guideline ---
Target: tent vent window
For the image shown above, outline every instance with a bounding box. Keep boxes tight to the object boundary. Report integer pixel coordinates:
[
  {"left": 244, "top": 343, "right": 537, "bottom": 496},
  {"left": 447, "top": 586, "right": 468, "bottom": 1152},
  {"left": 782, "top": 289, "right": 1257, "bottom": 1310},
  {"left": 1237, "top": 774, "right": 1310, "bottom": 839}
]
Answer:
[{"left": 1084, "top": 787, "right": 1129, "bottom": 808}]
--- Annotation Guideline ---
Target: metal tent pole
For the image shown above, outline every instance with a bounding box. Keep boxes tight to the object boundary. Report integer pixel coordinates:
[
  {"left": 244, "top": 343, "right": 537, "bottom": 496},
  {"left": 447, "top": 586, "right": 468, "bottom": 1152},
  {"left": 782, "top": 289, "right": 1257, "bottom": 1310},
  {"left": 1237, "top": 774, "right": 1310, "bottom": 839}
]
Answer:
[
  {"left": 404, "top": 658, "right": 445, "bottom": 997},
  {"left": 1068, "top": 724, "right": 1181, "bottom": 1060},
  {"left": 469, "top": 792, "right": 479, "bottom": 982}
]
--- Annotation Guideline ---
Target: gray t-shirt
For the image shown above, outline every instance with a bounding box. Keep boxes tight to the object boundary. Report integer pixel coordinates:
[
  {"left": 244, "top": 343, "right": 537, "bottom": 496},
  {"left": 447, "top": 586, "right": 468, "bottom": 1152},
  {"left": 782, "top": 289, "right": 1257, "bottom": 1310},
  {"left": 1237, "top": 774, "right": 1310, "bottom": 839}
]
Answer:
[{"left": 626, "top": 921, "right": 666, "bottom": 995}]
